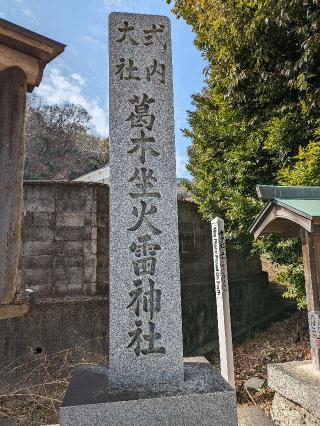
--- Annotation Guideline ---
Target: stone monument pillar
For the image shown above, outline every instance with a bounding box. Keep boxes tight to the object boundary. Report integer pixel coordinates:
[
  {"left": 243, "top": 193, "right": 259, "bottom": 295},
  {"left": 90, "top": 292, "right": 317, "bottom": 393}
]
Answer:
[
  {"left": 108, "top": 11, "right": 183, "bottom": 387},
  {"left": 61, "top": 12, "right": 237, "bottom": 426}
]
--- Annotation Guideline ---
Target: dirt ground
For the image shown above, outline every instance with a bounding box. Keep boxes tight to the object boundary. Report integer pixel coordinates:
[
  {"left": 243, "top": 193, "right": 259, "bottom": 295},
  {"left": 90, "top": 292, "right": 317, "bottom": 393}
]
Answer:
[
  {"left": 0, "top": 309, "right": 310, "bottom": 425},
  {"left": 208, "top": 309, "right": 310, "bottom": 416}
]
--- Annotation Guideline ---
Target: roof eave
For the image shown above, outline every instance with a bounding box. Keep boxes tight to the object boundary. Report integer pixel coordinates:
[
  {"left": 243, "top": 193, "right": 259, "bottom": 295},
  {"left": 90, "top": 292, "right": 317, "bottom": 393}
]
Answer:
[
  {"left": 256, "top": 185, "right": 320, "bottom": 201},
  {"left": 0, "top": 18, "right": 66, "bottom": 92}
]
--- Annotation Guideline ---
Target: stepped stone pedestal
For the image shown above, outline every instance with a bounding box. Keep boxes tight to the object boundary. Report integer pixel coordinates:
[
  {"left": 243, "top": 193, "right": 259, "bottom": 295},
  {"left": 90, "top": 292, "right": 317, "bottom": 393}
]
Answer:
[{"left": 61, "top": 358, "right": 237, "bottom": 426}]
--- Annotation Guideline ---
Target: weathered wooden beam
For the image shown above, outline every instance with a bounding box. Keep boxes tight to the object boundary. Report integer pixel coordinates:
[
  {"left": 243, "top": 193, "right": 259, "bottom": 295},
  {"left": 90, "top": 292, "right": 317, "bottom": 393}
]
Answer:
[
  {"left": 0, "top": 302, "right": 29, "bottom": 320},
  {"left": 0, "top": 25, "right": 55, "bottom": 57},
  {"left": 0, "top": 44, "right": 41, "bottom": 87},
  {"left": 0, "top": 18, "right": 65, "bottom": 63},
  {"left": 0, "top": 66, "right": 27, "bottom": 305},
  {"left": 0, "top": 18, "right": 66, "bottom": 92},
  {"left": 301, "top": 231, "right": 320, "bottom": 311},
  {"left": 0, "top": 289, "right": 34, "bottom": 319},
  {"left": 301, "top": 230, "right": 320, "bottom": 371},
  {"left": 252, "top": 203, "right": 311, "bottom": 240}
]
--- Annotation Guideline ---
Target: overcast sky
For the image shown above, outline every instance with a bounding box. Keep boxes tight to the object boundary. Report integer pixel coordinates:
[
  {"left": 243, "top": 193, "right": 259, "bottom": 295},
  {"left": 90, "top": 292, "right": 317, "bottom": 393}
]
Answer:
[{"left": 0, "top": 0, "right": 206, "bottom": 177}]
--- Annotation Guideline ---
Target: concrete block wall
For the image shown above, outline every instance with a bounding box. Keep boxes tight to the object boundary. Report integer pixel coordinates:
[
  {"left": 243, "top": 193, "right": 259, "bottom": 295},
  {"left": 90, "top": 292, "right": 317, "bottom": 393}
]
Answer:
[
  {"left": 19, "top": 182, "right": 108, "bottom": 297},
  {"left": 178, "top": 201, "right": 270, "bottom": 354}
]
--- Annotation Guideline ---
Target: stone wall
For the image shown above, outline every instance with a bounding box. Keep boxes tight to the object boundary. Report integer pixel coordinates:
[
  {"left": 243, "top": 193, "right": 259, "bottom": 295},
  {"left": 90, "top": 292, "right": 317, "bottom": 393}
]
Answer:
[
  {"left": 19, "top": 182, "right": 108, "bottom": 296},
  {"left": 178, "top": 201, "right": 271, "bottom": 354},
  {"left": 0, "top": 181, "right": 289, "bottom": 372},
  {"left": 0, "top": 296, "right": 108, "bottom": 391}
]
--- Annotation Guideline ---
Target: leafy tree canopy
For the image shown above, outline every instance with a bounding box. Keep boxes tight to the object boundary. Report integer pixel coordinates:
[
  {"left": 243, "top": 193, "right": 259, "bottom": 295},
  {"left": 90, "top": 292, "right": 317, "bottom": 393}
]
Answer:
[{"left": 168, "top": 0, "right": 320, "bottom": 307}]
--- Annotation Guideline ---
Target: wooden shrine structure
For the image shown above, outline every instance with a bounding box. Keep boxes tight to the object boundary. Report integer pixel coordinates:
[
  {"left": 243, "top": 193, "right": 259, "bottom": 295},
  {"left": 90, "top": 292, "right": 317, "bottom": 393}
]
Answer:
[{"left": 251, "top": 185, "right": 320, "bottom": 372}]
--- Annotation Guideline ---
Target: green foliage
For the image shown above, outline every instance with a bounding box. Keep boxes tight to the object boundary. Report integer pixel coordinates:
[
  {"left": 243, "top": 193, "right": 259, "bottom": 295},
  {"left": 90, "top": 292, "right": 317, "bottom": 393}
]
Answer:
[
  {"left": 168, "top": 0, "right": 320, "bottom": 306},
  {"left": 279, "top": 140, "right": 320, "bottom": 186},
  {"left": 255, "top": 235, "right": 306, "bottom": 308},
  {"left": 276, "top": 137, "right": 320, "bottom": 309},
  {"left": 277, "top": 264, "right": 307, "bottom": 309},
  {"left": 254, "top": 235, "right": 301, "bottom": 266}
]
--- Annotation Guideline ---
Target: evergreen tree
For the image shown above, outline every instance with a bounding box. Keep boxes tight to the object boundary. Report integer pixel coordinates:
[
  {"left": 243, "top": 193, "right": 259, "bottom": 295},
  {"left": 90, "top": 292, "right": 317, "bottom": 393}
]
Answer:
[{"left": 169, "top": 0, "right": 320, "bottom": 306}]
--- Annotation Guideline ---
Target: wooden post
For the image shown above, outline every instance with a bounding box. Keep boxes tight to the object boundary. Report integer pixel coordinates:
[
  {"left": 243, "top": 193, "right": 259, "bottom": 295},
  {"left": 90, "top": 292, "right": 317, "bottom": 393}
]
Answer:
[
  {"left": 0, "top": 20, "right": 65, "bottom": 318},
  {"left": 211, "top": 217, "right": 235, "bottom": 388},
  {"left": 0, "top": 66, "right": 27, "bottom": 305},
  {"left": 301, "top": 229, "right": 320, "bottom": 371}
]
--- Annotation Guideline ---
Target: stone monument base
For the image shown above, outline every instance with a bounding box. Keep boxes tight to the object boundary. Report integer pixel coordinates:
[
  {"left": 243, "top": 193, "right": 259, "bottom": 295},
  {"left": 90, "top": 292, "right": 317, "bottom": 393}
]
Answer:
[
  {"left": 60, "top": 358, "right": 237, "bottom": 426},
  {"left": 268, "top": 360, "right": 320, "bottom": 425}
]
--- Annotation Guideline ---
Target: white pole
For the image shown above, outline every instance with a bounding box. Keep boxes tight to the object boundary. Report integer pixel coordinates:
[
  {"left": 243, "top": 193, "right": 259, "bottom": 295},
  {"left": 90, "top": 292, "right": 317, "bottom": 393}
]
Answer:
[{"left": 211, "top": 217, "right": 235, "bottom": 388}]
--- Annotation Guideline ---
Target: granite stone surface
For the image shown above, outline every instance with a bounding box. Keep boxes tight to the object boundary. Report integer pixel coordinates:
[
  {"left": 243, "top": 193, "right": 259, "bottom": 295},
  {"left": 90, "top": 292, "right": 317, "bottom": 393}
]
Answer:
[
  {"left": 108, "top": 12, "right": 183, "bottom": 387},
  {"left": 237, "top": 407, "right": 274, "bottom": 426},
  {"left": 268, "top": 360, "right": 320, "bottom": 420},
  {"left": 244, "top": 376, "right": 265, "bottom": 391},
  {"left": 271, "top": 392, "right": 319, "bottom": 425},
  {"left": 60, "top": 362, "right": 237, "bottom": 426}
]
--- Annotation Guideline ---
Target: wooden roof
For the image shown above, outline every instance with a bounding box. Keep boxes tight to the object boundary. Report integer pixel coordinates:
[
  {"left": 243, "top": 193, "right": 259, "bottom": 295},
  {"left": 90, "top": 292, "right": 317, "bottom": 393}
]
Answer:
[
  {"left": 250, "top": 185, "right": 320, "bottom": 239},
  {"left": 0, "top": 19, "right": 66, "bottom": 91}
]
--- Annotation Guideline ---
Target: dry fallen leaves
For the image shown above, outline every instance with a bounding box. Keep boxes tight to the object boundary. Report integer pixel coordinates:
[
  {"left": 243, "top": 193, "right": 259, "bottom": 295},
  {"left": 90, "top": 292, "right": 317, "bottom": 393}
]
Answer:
[{"left": 208, "top": 309, "right": 310, "bottom": 415}]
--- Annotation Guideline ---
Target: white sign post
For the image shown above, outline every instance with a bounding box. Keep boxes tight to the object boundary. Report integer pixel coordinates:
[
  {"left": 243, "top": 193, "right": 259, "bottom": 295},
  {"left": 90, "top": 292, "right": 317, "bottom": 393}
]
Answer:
[{"left": 211, "top": 217, "right": 235, "bottom": 388}]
